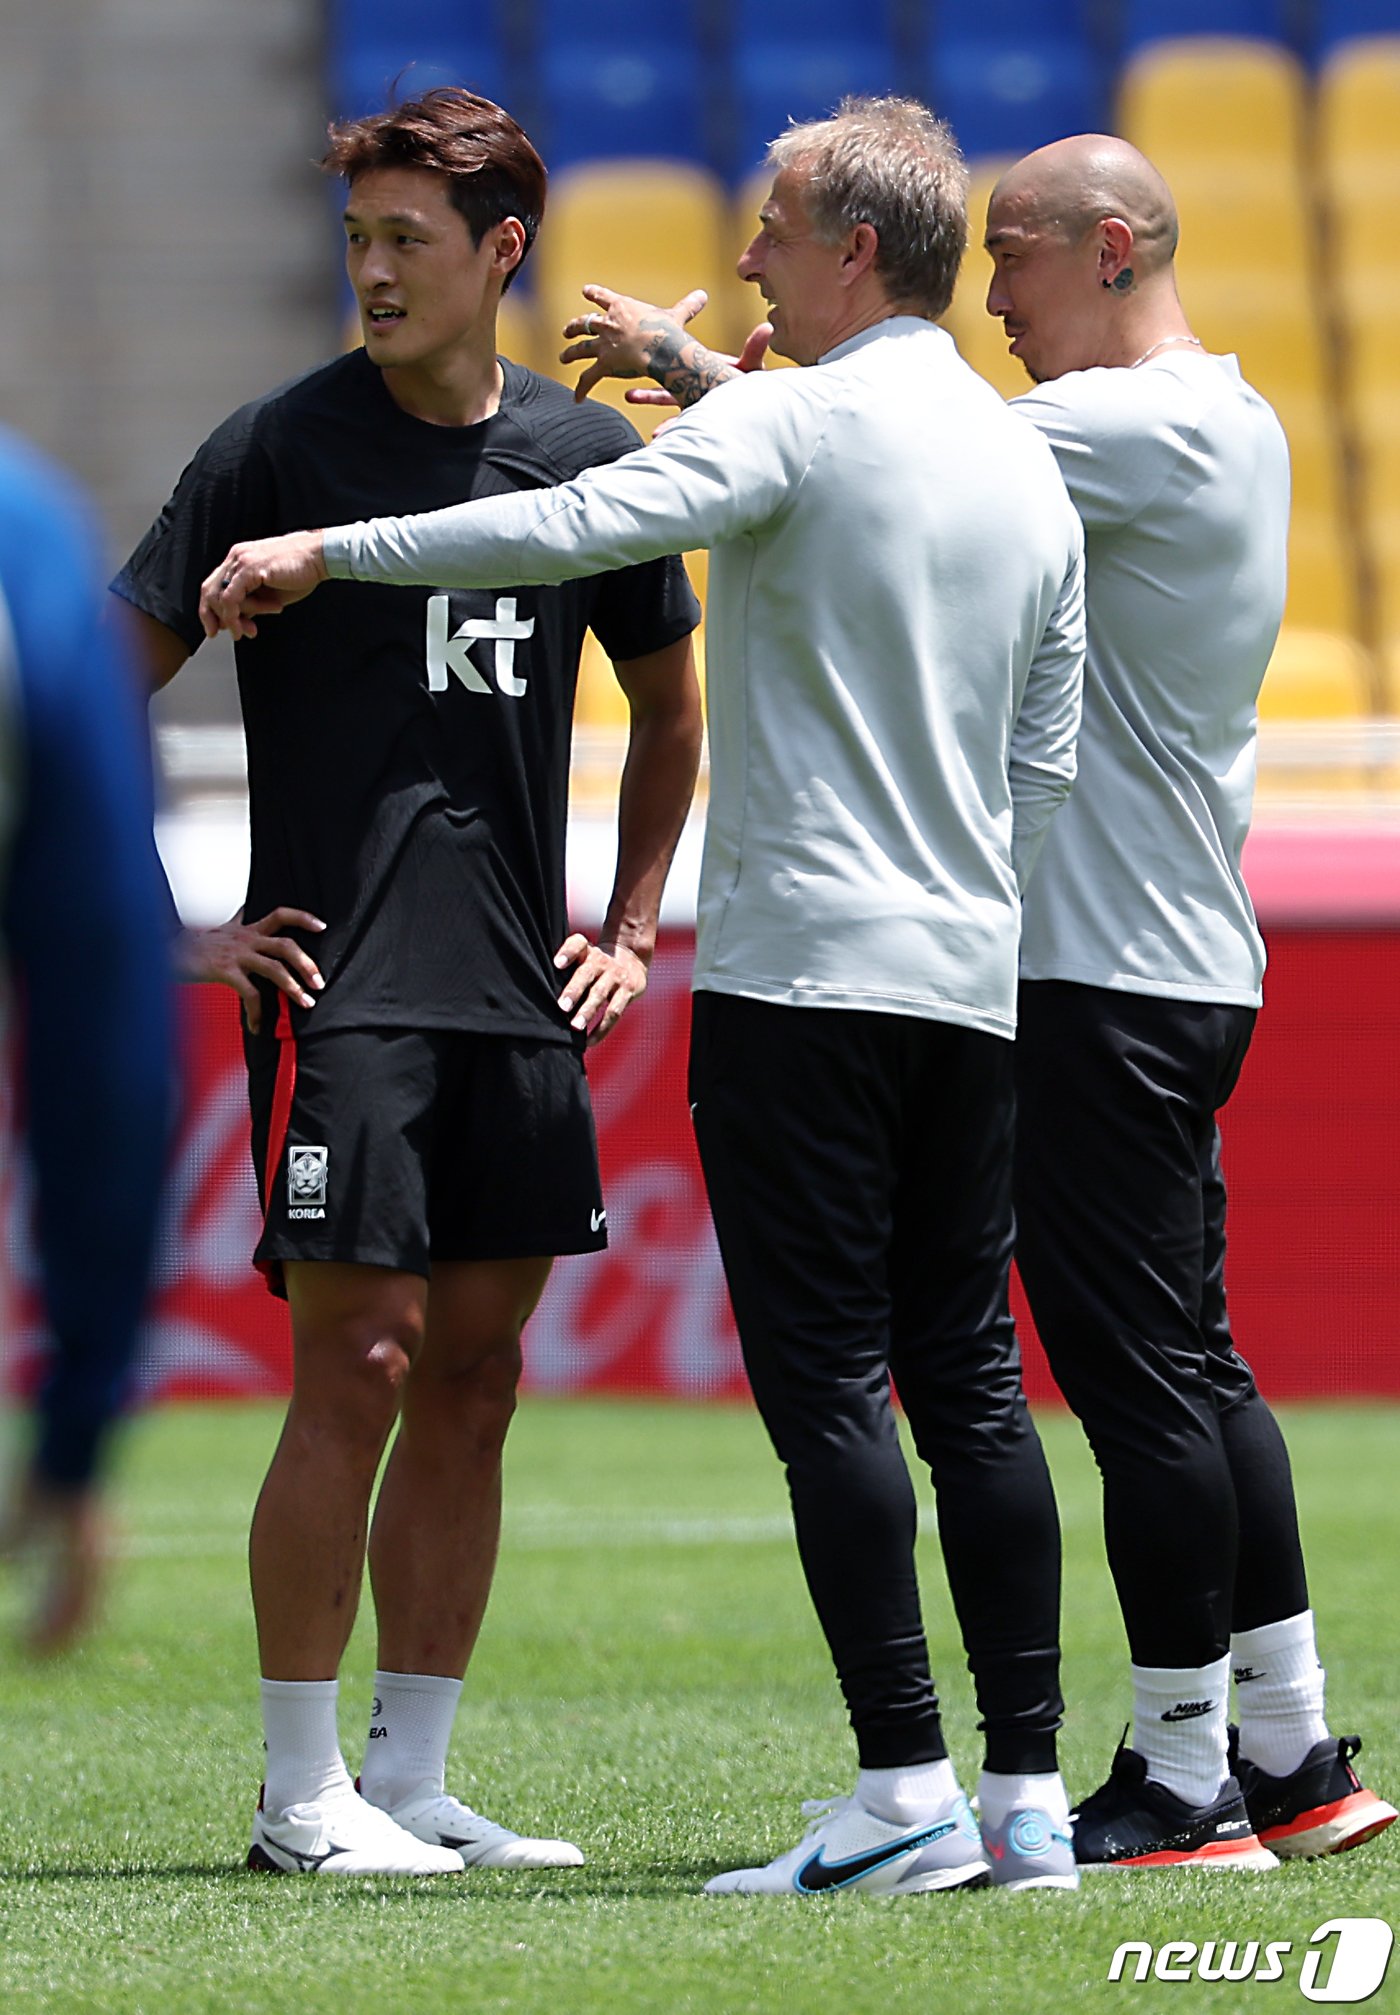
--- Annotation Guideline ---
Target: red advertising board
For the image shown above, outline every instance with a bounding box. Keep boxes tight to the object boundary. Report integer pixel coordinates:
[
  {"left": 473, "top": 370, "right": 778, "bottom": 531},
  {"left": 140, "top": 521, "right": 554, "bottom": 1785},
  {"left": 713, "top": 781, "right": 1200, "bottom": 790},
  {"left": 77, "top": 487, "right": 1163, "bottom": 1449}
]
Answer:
[{"left": 8, "top": 927, "right": 1400, "bottom": 1403}]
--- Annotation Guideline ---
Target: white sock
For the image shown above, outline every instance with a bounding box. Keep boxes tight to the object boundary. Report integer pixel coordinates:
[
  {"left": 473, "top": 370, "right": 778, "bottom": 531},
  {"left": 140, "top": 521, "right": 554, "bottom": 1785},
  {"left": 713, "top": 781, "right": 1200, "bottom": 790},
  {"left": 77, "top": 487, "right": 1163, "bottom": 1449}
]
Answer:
[
  {"left": 1131, "top": 1655, "right": 1230, "bottom": 1809},
  {"left": 977, "top": 1770, "right": 1070, "bottom": 1831},
  {"left": 856, "top": 1757, "right": 959, "bottom": 1824},
  {"left": 260, "top": 1678, "right": 355, "bottom": 1817},
  {"left": 1232, "top": 1609, "right": 1329, "bottom": 1778},
  {"left": 359, "top": 1669, "right": 463, "bottom": 1812}
]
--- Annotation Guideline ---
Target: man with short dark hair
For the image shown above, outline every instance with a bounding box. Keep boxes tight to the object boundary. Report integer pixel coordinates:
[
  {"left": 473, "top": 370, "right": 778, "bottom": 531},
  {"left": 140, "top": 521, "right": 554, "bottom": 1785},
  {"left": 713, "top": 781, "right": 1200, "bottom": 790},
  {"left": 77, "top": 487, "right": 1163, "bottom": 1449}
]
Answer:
[
  {"left": 114, "top": 87, "right": 702, "bottom": 1876},
  {"left": 201, "top": 96, "right": 1087, "bottom": 1898}
]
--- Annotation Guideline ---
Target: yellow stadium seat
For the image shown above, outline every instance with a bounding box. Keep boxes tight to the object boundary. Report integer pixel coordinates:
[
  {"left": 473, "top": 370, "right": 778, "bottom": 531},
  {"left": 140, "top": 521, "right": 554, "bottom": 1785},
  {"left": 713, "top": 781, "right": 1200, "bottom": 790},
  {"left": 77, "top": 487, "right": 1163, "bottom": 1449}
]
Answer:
[
  {"left": 534, "top": 160, "right": 732, "bottom": 438},
  {"left": 1118, "top": 38, "right": 1307, "bottom": 173},
  {"left": 1318, "top": 38, "right": 1400, "bottom": 181},
  {"left": 1371, "top": 510, "right": 1400, "bottom": 655},
  {"left": 1170, "top": 283, "right": 1328, "bottom": 407},
  {"left": 1169, "top": 173, "right": 1314, "bottom": 289},
  {"left": 1318, "top": 47, "right": 1400, "bottom": 664},
  {"left": 1285, "top": 519, "right": 1360, "bottom": 636},
  {"left": 1355, "top": 406, "right": 1400, "bottom": 519},
  {"left": 1258, "top": 628, "right": 1375, "bottom": 720}
]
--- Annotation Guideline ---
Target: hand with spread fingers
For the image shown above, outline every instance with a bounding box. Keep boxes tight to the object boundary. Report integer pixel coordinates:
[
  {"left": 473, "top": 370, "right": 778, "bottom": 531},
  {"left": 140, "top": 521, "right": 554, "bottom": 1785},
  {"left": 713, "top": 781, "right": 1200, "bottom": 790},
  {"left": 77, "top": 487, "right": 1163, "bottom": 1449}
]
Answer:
[
  {"left": 560, "top": 285, "right": 764, "bottom": 414},
  {"left": 177, "top": 905, "right": 327, "bottom": 1032},
  {"left": 552, "top": 932, "right": 649, "bottom": 1046},
  {"left": 198, "top": 531, "right": 329, "bottom": 641}
]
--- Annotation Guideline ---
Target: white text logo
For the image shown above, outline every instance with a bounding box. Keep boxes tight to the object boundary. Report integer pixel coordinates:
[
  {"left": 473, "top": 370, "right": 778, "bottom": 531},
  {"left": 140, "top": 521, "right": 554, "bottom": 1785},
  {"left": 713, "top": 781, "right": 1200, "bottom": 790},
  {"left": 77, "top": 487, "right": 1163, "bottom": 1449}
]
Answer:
[
  {"left": 426, "top": 594, "right": 534, "bottom": 697},
  {"left": 1108, "top": 1920, "right": 1394, "bottom": 2000}
]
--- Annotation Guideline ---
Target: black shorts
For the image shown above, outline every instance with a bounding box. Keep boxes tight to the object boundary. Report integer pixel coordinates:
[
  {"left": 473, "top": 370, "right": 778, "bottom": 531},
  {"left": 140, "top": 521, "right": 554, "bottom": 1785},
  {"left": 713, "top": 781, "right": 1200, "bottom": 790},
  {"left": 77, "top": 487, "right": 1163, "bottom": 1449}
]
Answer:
[{"left": 245, "top": 1009, "right": 606, "bottom": 1295}]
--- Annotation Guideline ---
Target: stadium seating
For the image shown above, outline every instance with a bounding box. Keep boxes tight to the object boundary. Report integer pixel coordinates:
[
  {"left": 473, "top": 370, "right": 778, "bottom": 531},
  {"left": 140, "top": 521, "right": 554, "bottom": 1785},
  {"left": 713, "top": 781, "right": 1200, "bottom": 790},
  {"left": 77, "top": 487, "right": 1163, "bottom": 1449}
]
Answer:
[
  {"left": 1313, "top": 0, "right": 1400, "bottom": 55},
  {"left": 331, "top": 46, "right": 510, "bottom": 121},
  {"left": 532, "top": 160, "right": 733, "bottom": 434},
  {"left": 317, "top": 4, "right": 1400, "bottom": 725},
  {"left": 535, "top": 0, "right": 709, "bottom": 167},
  {"left": 1319, "top": 38, "right": 1400, "bottom": 688},
  {"left": 924, "top": 3, "right": 1108, "bottom": 163},
  {"left": 1119, "top": 0, "right": 1296, "bottom": 52},
  {"left": 326, "top": 0, "right": 509, "bottom": 118},
  {"left": 729, "top": 0, "right": 898, "bottom": 179}
]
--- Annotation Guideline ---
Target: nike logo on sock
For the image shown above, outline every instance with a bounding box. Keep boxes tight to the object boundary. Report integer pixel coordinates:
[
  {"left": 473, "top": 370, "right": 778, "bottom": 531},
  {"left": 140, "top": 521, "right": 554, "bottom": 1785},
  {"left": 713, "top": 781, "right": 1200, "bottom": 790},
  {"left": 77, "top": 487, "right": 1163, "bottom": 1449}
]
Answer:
[{"left": 1161, "top": 1699, "right": 1216, "bottom": 1722}]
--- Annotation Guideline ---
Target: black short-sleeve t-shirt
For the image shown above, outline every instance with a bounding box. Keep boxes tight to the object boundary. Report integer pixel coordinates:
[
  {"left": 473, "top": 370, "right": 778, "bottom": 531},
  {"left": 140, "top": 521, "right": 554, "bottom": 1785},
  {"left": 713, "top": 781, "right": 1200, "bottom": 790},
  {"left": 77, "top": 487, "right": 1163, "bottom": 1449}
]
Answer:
[{"left": 114, "top": 349, "right": 700, "bottom": 1040}]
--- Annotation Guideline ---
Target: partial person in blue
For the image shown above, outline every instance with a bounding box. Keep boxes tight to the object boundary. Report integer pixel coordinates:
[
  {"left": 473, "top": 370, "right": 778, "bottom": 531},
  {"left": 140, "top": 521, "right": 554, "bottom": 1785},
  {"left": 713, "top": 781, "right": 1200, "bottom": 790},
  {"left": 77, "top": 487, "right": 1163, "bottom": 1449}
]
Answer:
[{"left": 0, "top": 428, "right": 173, "bottom": 1652}]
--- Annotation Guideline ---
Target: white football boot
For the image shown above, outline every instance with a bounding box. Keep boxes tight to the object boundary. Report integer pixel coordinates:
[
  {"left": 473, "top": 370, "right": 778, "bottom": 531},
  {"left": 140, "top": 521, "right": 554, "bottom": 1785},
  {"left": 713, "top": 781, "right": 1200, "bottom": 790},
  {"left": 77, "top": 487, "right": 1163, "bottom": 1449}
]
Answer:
[
  {"left": 248, "top": 1785, "right": 465, "bottom": 1875},
  {"left": 704, "top": 1791, "right": 990, "bottom": 1896},
  {"left": 382, "top": 1786, "right": 584, "bottom": 1869}
]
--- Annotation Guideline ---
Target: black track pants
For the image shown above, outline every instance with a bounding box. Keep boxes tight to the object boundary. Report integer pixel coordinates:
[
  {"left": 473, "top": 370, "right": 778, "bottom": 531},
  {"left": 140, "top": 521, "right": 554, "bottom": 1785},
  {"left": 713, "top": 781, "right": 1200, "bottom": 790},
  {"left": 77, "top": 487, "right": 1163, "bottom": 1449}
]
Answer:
[
  {"left": 690, "top": 991, "right": 1064, "bottom": 1774},
  {"left": 1014, "top": 980, "right": 1309, "bottom": 1668}
]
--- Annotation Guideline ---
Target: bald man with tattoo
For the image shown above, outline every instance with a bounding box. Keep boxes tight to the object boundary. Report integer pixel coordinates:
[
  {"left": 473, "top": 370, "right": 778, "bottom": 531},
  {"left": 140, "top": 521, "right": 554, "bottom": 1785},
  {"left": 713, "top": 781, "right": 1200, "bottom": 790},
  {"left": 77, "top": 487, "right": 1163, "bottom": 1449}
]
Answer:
[{"left": 590, "top": 128, "right": 1396, "bottom": 1877}]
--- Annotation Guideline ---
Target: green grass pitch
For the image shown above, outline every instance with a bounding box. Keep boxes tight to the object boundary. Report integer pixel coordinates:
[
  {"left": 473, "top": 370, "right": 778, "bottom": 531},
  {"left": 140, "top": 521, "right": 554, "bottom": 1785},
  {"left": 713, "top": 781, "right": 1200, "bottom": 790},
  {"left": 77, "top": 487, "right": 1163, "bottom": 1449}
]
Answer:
[{"left": 0, "top": 1399, "right": 1396, "bottom": 2014}]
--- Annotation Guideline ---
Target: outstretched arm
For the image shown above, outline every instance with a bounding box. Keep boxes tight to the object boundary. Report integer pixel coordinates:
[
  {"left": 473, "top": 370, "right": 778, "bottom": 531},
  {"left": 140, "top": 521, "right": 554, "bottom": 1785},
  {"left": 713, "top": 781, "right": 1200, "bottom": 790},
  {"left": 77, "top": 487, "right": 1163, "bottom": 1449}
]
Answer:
[{"left": 201, "top": 379, "right": 800, "bottom": 636}]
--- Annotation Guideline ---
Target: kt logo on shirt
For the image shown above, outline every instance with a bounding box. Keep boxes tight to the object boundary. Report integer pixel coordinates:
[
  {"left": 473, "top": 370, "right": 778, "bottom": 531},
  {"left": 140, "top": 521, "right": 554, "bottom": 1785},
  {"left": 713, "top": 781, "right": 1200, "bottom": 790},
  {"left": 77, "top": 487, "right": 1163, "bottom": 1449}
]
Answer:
[{"left": 426, "top": 594, "right": 535, "bottom": 698}]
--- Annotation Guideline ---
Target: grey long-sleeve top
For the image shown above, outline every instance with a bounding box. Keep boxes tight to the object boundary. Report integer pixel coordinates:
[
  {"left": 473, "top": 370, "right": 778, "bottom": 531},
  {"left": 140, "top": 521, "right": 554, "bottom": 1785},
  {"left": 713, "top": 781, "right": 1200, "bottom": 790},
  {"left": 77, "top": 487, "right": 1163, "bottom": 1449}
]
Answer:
[{"left": 327, "top": 318, "right": 1085, "bottom": 1039}]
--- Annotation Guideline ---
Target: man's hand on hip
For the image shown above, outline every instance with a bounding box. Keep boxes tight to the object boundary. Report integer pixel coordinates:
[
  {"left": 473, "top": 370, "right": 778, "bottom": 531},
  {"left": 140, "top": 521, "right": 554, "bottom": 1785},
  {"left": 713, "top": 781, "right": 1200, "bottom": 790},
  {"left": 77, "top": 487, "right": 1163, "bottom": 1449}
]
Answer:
[
  {"left": 553, "top": 933, "right": 648, "bottom": 1046},
  {"left": 178, "top": 907, "right": 326, "bottom": 1032}
]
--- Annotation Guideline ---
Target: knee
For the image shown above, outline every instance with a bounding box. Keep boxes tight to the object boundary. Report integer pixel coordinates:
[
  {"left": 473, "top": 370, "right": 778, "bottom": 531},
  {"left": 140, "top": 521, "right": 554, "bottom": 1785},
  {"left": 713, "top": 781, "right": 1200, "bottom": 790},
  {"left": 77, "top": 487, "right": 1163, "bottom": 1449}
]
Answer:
[
  {"left": 293, "top": 1324, "right": 421, "bottom": 1461},
  {"left": 411, "top": 1334, "right": 523, "bottom": 1450}
]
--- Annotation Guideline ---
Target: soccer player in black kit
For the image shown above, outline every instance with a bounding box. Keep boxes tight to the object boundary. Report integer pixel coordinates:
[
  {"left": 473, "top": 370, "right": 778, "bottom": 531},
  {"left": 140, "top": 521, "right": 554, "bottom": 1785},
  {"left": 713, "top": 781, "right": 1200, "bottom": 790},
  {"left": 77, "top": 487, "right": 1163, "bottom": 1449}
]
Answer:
[{"left": 112, "top": 90, "right": 702, "bottom": 1876}]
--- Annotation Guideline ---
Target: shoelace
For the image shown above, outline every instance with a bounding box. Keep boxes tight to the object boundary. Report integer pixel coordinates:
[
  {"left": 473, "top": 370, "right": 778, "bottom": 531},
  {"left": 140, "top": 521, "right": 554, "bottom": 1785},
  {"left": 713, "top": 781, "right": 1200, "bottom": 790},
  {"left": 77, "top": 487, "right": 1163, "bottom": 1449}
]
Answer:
[{"left": 797, "top": 1796, "right": 851, "bottom": 1835}]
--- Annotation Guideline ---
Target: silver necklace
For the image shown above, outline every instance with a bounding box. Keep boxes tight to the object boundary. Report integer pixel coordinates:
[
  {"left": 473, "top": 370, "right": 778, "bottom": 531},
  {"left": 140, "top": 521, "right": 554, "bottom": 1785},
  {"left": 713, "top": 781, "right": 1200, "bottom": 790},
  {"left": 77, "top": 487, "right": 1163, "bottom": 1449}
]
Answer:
[{"left": 1130, "top": 335, "right": 1204, "bottom": 368}]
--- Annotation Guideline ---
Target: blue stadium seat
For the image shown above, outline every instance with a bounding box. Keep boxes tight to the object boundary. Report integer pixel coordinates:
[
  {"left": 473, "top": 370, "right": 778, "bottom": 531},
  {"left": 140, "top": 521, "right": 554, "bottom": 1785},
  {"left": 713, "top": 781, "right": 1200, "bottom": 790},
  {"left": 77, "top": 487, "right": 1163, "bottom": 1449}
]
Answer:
[
  {"left": 1313, "top": 0, "right": 1400, "bottom": 54},
  {"left": 533, "top": 0, "right": 709, "bottom": 166},
  {"left": 933, "top": 0, "right": 1095, "bottom": 34},
  {"left": 930, "top": 38, "right": 1107, "bottom": 160},
  {"left": 330, "top": 44, "right": 509, "bottom": 120},
  {"left": 331, "top": 0, "right": 503, "bottom": 39},
  {"left": 539, "top": 48, "right": 708, "bottom": 166},
  {"left": 732, "top": 42, "right": 899, "bottom": 177},
  {"left": 1119, "top": 0, "right": 1295, "bottom": 53},
  {"left": 730, "top": 0, "right": 890, "bottom": 33}
]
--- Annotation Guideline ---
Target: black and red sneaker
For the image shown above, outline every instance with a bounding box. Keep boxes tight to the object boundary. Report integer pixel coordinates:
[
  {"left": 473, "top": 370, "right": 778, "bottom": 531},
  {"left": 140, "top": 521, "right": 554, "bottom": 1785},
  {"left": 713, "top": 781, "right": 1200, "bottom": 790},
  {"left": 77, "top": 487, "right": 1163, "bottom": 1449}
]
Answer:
[
  {"left": 1071, "top": 1740, "right": 1278, "bottom": 1871},
  {"left": 1230, "top": 1730, "right": 1398, "bottom": 1860}
]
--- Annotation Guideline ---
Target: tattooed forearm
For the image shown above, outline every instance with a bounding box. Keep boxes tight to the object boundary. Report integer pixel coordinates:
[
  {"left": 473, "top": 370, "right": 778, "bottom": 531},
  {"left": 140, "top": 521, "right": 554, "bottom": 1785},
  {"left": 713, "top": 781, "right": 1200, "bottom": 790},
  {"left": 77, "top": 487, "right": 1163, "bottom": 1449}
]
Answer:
[{"left": 640, "top": 318, "right": 741, "bottom": 407}]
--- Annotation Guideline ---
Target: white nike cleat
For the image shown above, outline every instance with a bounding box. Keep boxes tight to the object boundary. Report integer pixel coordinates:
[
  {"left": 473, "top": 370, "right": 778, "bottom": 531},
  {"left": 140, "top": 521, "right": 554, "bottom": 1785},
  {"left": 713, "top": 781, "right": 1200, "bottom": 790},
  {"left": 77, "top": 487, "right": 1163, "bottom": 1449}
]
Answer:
[
  {"left": 248, "top": 1786, "right": 465, "bottom": 1876},
  {"left": 704, "top": 1792, "right": 991, "bottom": 1896},
  {"left": 382, "top": 1787, "right": 585, "bottom": 1869}
]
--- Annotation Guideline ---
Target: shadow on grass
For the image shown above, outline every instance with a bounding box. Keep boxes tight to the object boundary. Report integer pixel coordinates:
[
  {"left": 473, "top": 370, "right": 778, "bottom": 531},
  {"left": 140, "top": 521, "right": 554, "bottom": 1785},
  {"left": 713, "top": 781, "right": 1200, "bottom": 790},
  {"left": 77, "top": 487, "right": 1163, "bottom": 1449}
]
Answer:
[{"left": 0, "top": 1859, "right": 736, "bottom": 1897}]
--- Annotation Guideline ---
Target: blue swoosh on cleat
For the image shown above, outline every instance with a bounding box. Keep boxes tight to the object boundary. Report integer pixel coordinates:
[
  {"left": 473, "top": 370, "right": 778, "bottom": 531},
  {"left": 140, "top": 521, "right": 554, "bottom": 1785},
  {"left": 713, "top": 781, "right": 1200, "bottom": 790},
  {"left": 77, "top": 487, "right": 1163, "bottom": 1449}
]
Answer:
[{"left": 794, "top": 1819, "right": 956, "bottom": 1893}]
